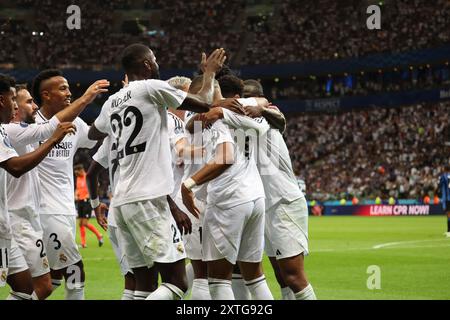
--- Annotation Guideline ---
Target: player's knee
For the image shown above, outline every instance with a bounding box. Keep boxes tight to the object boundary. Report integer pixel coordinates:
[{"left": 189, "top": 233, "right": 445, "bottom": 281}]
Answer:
[{"left": 36, "top": 281, "right": 53, "bottom": 299}]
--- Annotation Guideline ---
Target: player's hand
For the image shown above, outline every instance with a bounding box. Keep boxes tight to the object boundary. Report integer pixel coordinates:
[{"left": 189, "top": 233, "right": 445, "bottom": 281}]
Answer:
[
  {"left": 181, "top": 183, "right": 200, "bottom": 219},
  {"left": 203, "top": 48, "right": 227, "bottom": 74},
  {"left": 83, "top": 80, "right": 110, "bottom": 104},
  {"left": 94, "top": 202, "right": 109, "bottom": 231},
  {"left": 244, "top": 105, "right": 264, "bottom": 118},
  {"left": 122, "top": 74, "right": 129, "bottom": 88},
  {"left": 199, "top": 107, "right": 223, "bottom": 126},
  {"left": 214, "top": 98, "right": 245, "bottom": 115},
  {"left": 170, "top": 204, "right": 192, "bottom": 235},
  {"left": 50, "top": 122, "right": 76, "bottom": 145}
]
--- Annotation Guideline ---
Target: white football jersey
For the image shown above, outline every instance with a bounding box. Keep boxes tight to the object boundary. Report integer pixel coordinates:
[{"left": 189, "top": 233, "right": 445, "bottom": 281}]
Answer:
[
  {"left": 180, "top": 111, "right": 208, "bottom": 202},
  {"left": 203, "top": 119, "right": 265, "bottom": 209},
  {"left": 94, "top": 79, "right": 187, "bottom": 207},
  {"left": 167, "top": 111, "right": 186, "bottom": 200},
  {"left": 35, "top": 112, "right": 96, "bottom": 216},
  {"left": 92, "top": 135, "right": 119, "bottom": 227},
  {"left": 4, "top": 117, "right": 59, "bottom": 216},
  {"left": 0, "top": 125, "right": 18, "bottom": 239},
  {"left": 222, "top": 108, "right": 303, "bottom": 209}
]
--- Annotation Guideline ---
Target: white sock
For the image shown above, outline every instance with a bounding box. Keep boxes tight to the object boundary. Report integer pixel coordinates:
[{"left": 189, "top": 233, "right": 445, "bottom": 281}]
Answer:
[
  {"left": 245, "top": 275, "right": 274, "bottom": 300},
  {"left": 294, "top": 284, "right": 317, "bottom": 300},
  {"left": 133, "top": 290, "right": 152, "bottom": 300},
  {"left": 121, "top": 289, "right": 134, "bottom": 300},
  {"left": 191, "top": 278, "right": 211, "bottom": 300},
  {"left": 231, "top": 273, "right": 251, "bottom": 300},
  {"left": 185, "top": 263, "right": 194, "bottom": 292},
  {"left": 51, "top": 279, "right": 63, "bottom": 292},
  {"left": 64, "top": 282, "right": 85, "bottom": 300},
  {"left": 209, "top": 278, "right": 234, "bottom": 300},
  {"left": 145, "top": 283, "right": 184, "bottom": 300},
  {"left": 6, "top": 291, "right": 35, "bottom": 300},
  {"left": 281, "top": 286, "right": 295, "bottom": 300}
]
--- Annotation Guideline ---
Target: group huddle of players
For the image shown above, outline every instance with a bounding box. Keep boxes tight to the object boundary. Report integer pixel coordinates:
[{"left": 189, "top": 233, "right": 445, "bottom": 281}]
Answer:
[{"left": 0, "top": 44, "right": 316, "bottom": 300}]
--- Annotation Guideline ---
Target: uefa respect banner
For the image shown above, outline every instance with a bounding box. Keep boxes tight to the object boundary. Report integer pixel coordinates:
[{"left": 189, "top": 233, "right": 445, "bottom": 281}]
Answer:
[{"left": 323, "top": 204, "right": 445, "bottom": 216}]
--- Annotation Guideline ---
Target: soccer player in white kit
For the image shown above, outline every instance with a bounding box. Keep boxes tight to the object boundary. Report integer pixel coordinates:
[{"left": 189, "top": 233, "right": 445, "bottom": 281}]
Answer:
[
  {"left": 88, "top": 44, "right": 232, "bottom": 300},
  {"left": 4, "top": 82, "right": 109, "bottom": 299},
  {"left": 31, "top": 69, "right": 109, "bottom": 300},
  {"left": 0, "top": 74, "right": 76, "bottom": 299},
  {"left": 242, "top": 79, "right": 317, "bottom": 300},
  {"left": 181, "top": 79, "right": 274, "bottom": 300}
]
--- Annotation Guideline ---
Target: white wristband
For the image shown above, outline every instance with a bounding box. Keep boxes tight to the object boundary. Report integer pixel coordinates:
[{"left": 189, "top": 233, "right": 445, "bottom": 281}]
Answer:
[
  {"left": 183, "top": 178, "right": 197, "bottom": 191},
  {"left": 90, "top": 198, "right": 100, "bottom": 209}
]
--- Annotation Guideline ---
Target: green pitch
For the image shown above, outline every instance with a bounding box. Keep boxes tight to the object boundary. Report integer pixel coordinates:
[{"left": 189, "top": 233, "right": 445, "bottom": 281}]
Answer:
[{"left": 1, "top": 216, "right": 449, "bottom": 300}]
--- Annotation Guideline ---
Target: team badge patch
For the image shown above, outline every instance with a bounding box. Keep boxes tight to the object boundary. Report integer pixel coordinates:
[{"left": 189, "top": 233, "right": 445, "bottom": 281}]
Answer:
[
  {"left": 0, "top": 270, "right": 7, "bottom": 283},
  {"left": 177, "top": 244, "right": 184, "bottom": 254},
  {"left": 59, "top": 253, "right": 68, "bottom": 263},
  {"left": 43, "top": 257, "right": 49, "bottom": 269}
]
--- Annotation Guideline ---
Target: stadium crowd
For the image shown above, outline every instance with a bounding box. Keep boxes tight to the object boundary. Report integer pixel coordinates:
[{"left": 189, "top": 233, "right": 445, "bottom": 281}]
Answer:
[
  {"left": 287, "top": 101, "right": 450, "bottom": 202},
  {"left": 2, "top": 0, "right": 450, "bottom": 69}
]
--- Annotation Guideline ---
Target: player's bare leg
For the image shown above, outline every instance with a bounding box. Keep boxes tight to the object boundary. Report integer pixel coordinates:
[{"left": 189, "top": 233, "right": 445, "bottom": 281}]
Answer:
[
  {"left": 145, "top": 259, "right": 188, "bottom": 300},
  {"left": 239, "top": 261, "right": 273, "bottom": 300},
  {"left": 6, "top": 269, "right": 37, "bottom": 300},
  {"left": 207, "top": 258, "right": 234, "bottom": 300},
  {"left": 31, "top": 273, "right": 52, "bottom": 299},
  {"left": 50, "top": 260, "right": 86, "bottom": 300},
  {"left": 121, "top": 272, "right": 136, "bottom": 300},
  {"left": 268, "top": 256, "right": 294, "bottom": 300},
  {"left": 277, "top": 254, "right": 316, "bottom": 300},
  {"left": 132, "top": 266, "right": 158, "bottom": 299}
]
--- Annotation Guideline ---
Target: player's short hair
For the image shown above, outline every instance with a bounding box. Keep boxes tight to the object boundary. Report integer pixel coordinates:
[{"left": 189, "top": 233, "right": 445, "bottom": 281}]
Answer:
[
  {"left": 32, "top": 69, "right": 63, "bottom": 106},
  {"left": 121, "top": 43, "right": 150, "bottom": 74},
  {"left": 15, "top": 83, "right": 28, "bottom": 94},
  {"left": 0, "top": 73, "right": 16, "bottom": 95},
  {"left": 167, "top": 76, "right": 192, "bottom": 90},
  {"left": 218, "top": 74, "right": 244, "bottom": 98},
  {"left": 243, "top": 79, "right": 264, "bottom": 98}
]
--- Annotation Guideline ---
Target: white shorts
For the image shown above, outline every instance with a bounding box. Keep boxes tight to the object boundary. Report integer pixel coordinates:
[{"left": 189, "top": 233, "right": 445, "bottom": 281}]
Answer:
[
  {"left": 203, "top": 198, "right": 265, "bottom": 265},
  {"left": 175, "top": 194, "right": 205, "bottom": 261},
  {"left": 8, "top": 237, "right": 29, "bottom": 276},
  {"left": 108, "top": 225, "right": 132, "bottom": 276},
  {"left": 115, "top": 197, "right": 186, "bottom": 269},
  {"left": 10, "top": 211, "right": 50, "bottom": 277},
  {"left": 265, "top": 197, "right": 309, "bottom": 259},
  {"left": 40, "top": 214, "right": 82, "bottom": 270},
  {"left": 0, "top": 237, "right": 11, "bottom": 287}
]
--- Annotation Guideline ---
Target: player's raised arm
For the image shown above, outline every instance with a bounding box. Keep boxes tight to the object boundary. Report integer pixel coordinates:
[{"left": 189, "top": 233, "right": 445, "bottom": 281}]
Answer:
[
  {"left": 245, "top": 102, "right": 286, "bottom": 133},
  {"left": 178, "top": 49, "right": 226, "bottom": 113},
  {"left": 1, "top": 122, "right": 76, "bottom": 178},
  {"left": 54, "top": 80, "right": 109, "bottom": 123}
]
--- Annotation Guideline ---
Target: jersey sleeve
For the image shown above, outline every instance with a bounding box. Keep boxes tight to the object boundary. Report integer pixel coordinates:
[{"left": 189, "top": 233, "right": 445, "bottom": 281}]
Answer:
[
  {"left": 168, "top": 113, "right": 186, "bottom": 148},
  {"left": 4, "top": 116, "right": 60, "bottom": 147},
  {"left": 93, "top": 100, "right": 111, "bottom": 135},
  {"left": 212, "top": 120, "right": 234, "bottom": 147},
  {"left": 0, "top": 130, "right": 18, "bottom": 164},
  {"left": 222, "top": 108, "right": 270, "bottom": 135},
  {"left": 75, "top": 118, "right": 97, "bottom": 149},
  {"left": 145, "top": 79, "right": 187, "bottom": 110}
]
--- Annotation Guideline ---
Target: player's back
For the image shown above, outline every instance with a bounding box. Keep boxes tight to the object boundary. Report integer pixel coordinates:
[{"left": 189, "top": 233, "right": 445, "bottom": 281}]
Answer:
[
  {"left": 104, "top": 80, "right": 186, "bottom": 207},
  {"left": 204, "top": 120, "right": 264, "bottom": 209}
]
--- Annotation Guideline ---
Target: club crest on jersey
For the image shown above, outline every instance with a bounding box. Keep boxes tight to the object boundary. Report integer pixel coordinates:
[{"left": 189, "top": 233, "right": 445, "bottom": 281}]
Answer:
[
  {"left": 0, "top": 270, "right": 6, "bottom": 283},
  {"left": 177, "top": 244, "right": 184, "bottom": 254},
  {"left": 59, "top": 253, "right": 68, "bottom": 263},
  {"left": 43, "top": 257, "right": 49, "bottom": 269}
]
